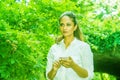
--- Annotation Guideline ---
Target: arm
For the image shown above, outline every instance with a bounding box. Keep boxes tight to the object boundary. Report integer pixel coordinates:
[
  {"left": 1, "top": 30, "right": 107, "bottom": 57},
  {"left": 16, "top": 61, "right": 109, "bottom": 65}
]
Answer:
[
  {"left": 81, "top": 44, "right": 94, "bottom": 79},
  {"left": 71, "top": 60, "right": 88, "bottom": 78},
  {"left": 59, "top": 57, "right": 88, "bottom": 78},
  {"left": 47, "top": 68, "right": 56, "bottom": 80},
  {"left": 71, "top": 44, "right": 94, "bottom": 78},
  {"left": 46, "top": 46, "right": 58, "bottom": 80},
  {"left": 47, "top": 61, "right": 61, "bottom": 80}
]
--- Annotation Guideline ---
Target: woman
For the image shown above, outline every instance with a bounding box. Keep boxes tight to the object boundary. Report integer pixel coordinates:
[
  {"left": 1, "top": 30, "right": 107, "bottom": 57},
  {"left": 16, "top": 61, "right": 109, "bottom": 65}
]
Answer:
[{"left": 46, "top": 11, "right": 94, "bottom": 80}]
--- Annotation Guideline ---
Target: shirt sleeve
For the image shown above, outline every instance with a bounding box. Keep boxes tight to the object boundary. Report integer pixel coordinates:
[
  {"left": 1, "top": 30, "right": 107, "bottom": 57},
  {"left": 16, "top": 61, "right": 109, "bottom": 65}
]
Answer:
[
  {"left": 46, "top": 46, "right": 54, "bottom": 80},
  {"left": 81, "top": 44, "right": 94, "bottom": 79}
]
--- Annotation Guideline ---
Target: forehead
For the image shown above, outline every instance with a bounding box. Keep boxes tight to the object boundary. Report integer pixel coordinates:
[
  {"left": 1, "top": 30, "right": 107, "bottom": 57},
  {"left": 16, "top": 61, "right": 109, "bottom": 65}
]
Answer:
[{"left": 60, "top": 16, "right": 73, "bottom": 22}]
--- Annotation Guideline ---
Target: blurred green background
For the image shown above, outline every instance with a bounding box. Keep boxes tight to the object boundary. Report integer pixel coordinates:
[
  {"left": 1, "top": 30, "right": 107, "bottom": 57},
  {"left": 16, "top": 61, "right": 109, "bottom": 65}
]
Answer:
[{"left": 0, "top": 0, "right": 120, "bottom": 80}]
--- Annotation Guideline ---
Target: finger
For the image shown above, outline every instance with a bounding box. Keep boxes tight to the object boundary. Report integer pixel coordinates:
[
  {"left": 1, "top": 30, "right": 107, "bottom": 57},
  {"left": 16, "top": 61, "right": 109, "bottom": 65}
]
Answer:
[
  {"left": 59, "top": 58, "right": 62, "bottom": 62},
  {"left": 62, "top": 62, "right": 70, "bottom": 68},
  {"left": 63, "top": 62, "right": 69, "bottom": 66},
  {"left": 59, "top": 58, "right": 67, "bottom": 64},
  {"left": 62, "top": 61, "right": 70, "bottom": 66},
  {"left": 68, "top": 56, "right": 72, "bottom": 60},
  {"left": 53, "top": 61, "right": 59, "bottom": 66},
  {"left": 56, "top": 61, "right": 61, "bottom": 65}
]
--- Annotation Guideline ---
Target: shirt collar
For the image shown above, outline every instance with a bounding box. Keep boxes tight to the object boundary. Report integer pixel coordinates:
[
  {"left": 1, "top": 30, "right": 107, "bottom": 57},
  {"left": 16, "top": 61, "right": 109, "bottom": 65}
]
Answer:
[{"left": 60, "top": 37, "right": 78, "bottom": 48}]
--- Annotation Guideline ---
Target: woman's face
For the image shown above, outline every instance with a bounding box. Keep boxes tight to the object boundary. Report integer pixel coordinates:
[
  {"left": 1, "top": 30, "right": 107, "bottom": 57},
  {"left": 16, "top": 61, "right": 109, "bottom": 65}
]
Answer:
[{"left": 59, "top": 16, "right": 77, "bottom": 37}]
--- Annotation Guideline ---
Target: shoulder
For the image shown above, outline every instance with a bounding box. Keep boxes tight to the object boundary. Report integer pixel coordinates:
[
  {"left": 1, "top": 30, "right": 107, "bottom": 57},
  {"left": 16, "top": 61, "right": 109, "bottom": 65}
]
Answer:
[
  {"left": 75, "top": 39, "right": 93, "bottom": 56},
  {"left": 48, "top": 43, "right": 58, "bottom": 56},
  {"left": 50, "top": 39, "right": 64, "bottom": 49},
  {"left": 49, "top": 43, "right": 59, "bottom": 51},
  {"left": 75, "top": 38, "right": 90, "bottom": 48}
]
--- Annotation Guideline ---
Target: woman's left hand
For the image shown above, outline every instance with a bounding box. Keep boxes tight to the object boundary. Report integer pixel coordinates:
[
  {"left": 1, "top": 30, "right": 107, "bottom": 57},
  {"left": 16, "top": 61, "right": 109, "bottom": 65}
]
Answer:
[{"left": 59, "top": 57, "right": 75, "bottom": 68}]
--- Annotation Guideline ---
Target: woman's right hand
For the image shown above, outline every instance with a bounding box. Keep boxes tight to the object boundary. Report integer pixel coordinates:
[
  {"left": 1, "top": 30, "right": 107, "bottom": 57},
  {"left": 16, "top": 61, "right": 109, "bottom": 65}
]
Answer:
[
  {"left": 52, "top": 61, "right": 61, "bottom": 71},
  {"left": 48, "top": 61, "right": 61, "bottom": 80}
]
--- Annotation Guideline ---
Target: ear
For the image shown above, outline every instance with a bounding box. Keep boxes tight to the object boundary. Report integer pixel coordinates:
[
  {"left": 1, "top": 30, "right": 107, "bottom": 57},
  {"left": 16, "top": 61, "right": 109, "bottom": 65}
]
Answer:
[{"left": 74, "top": 25, "right": 77, "bottom": 31}]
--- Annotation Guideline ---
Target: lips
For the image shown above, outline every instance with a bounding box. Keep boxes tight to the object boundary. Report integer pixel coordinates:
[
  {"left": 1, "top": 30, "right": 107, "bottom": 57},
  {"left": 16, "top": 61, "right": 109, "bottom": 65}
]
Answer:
[{"left": 63, "top": 31, "right": 68, "bottom": 33}]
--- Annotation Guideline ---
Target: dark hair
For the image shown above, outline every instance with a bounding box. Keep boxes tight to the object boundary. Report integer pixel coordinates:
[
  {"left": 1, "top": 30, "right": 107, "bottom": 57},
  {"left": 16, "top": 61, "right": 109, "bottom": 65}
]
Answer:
[{"left": 56, "top": 11, "right": 84, "bottom": 43}]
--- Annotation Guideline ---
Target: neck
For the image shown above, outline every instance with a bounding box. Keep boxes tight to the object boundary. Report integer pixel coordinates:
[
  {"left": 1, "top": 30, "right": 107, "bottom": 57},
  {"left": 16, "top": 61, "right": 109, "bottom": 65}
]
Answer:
[{"left": 64, "top": 35, "right": 74, "bottom": 48}]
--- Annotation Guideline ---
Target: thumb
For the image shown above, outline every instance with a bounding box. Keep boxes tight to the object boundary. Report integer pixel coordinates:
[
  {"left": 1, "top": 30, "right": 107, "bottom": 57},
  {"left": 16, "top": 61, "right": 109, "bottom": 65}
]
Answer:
[{"left": 68, "top": 56, "right": 72, "bottom": 60}]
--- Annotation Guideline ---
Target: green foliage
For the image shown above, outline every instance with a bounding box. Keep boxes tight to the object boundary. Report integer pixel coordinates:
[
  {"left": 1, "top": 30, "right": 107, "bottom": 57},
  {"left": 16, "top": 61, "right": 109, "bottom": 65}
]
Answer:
[
  {"left": 0, "top": 22, "right": 52, "bottom": 79},
  {"left": 93, "top": 72, "right": 117, "bottom": 80},
  {"left": 76, "top": 0, "right": 120, "bottom": 55},
  {"left": 0, "top": 23, "right": 54, "bottom": 79},
  {"left": 0, "top": 0, "right": 119, "bottom": 80},
  {"left": 0, "top": 1, "right": 54, "bottom": 79}
]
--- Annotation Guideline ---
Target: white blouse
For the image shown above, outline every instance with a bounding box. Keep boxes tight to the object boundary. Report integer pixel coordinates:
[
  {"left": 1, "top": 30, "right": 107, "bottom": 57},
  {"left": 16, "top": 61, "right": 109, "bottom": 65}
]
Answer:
[{"left": 46, "top": 38, "right": 94, "bottom": 80}]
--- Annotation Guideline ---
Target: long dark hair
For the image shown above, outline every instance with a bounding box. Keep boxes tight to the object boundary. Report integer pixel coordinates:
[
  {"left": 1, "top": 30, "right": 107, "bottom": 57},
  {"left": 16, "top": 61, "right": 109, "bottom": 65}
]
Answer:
[{"left": 56, "top": 11, "right": 84, "bottom": 43}]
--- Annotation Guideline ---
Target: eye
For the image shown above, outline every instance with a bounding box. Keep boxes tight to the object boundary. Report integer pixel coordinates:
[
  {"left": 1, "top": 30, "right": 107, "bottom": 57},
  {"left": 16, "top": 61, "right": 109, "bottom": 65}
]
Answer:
[
  {"left": 60, "top": 23, "right": 64, "bottom": 27},
  {"left": 66, "top": 23, "right": 71, "bottom": 26}
]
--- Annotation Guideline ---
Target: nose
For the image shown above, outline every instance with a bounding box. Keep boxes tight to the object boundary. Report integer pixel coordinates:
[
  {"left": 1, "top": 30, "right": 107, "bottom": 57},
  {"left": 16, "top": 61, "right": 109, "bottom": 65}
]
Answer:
[{"left": 63, "top": 25, "right": 67, "bottom": 30}]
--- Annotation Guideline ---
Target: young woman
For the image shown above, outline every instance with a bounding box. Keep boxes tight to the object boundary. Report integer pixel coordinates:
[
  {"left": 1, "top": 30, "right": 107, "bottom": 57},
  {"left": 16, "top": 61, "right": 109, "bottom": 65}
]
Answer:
[{"left": 46, "top": 11, "right": 94, "bottom": 80}]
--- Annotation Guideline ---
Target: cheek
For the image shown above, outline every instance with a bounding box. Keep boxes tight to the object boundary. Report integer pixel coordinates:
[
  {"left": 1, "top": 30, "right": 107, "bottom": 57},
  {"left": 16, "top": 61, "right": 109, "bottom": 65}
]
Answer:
[
  {"left": 69, "top": 27, "right": 75, "bottom": 32},
  {"left": 60, "top": 27, "right": 63, "bottom": 32}
]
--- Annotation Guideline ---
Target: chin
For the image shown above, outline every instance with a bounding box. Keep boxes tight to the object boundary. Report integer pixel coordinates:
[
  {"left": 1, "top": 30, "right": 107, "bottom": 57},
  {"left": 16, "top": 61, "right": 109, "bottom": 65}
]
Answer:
[
  {"left": 63, "top": 34, "right": 71, "bottom": 37},
  {"left": 63, "top": 34, "right": 68, "bottom": 36}
]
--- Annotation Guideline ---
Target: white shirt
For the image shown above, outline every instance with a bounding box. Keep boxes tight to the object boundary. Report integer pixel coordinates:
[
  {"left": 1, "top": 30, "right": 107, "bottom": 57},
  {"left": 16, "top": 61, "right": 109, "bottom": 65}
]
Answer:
[{"left": 46, "top": 38, "right": 94, "bottom": 80}]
